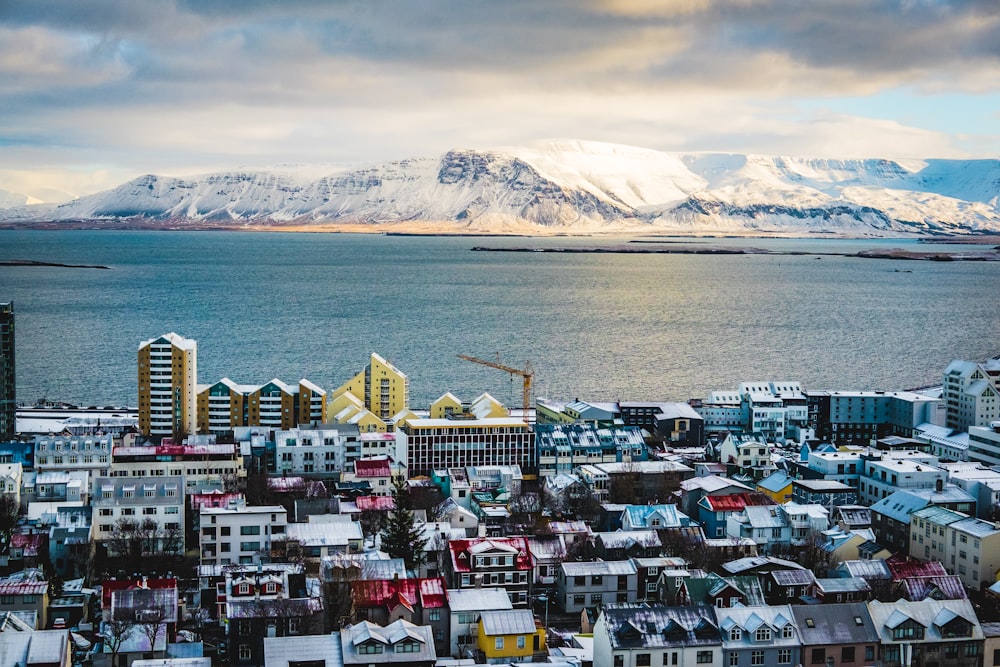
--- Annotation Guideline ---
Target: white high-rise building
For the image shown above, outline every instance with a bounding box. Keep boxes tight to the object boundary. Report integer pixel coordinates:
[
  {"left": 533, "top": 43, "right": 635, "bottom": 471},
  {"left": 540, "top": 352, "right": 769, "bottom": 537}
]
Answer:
[
  {"left": 943, "top": 358, "right": 1000, "bottom": 432},
  {"left": 138, "top": 333, "right": 197, "bottom": 440}
]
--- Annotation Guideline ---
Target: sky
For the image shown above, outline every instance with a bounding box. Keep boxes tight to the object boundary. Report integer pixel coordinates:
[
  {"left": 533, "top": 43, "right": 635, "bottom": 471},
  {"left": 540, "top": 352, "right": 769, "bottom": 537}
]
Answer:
[{"left": 2, "top": 0, "right": 1000, "bottom": 202}]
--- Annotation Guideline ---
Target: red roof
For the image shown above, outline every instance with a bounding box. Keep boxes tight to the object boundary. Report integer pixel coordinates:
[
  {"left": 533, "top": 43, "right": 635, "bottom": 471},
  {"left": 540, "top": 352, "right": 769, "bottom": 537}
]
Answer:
[
  {"left": 887, "top": 557, "right": 948, "bottom": 580},
  {"left": 448, "top": 537, "right": 534, "bottom": 573},
  {"left": 356, "top": 496, "right": 395, "bottom": 511},
  {"left": 101, "top": 577, "right": 177, "bottom": 607},
  {"left": 354, "top": 457, "right": 392, "bottom": 477},
  {"left": 705, "top": 492, "right": 776, "bottom": 512},
  {"left": 351, "top": 577, "right": 448, "bottom": 609},
  {"left": 11, "top": 533, "right": 47, "bottom": 556},
  {"left": 189, "top": 492, "right": 244, "bottom": 509}
]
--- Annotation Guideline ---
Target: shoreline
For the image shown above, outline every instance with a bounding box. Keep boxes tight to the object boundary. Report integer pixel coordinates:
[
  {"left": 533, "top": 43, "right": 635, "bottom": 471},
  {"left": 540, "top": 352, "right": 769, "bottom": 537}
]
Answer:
[
  {"left": 0, "top": 259, "right": 111, "bottom": 269},
  {"left": 470, "top": 244, "right": 1000, "bottom": 261}
]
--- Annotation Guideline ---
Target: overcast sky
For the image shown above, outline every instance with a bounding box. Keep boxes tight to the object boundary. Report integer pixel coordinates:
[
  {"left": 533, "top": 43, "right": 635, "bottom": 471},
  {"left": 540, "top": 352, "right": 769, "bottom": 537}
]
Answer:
[{"left": 3, "top": 0, "right": 1000, "bottom": 201}]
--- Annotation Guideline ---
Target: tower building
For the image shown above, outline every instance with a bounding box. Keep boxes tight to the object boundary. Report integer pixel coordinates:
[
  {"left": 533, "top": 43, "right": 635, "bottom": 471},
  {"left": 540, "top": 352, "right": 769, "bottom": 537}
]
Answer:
[
  {"left": 138, "top": 332, "right": 197, "bottom": 440},
  {"left": 332, "top": 353, "right": 409, "bottom": 421},
  {"left": 0, "top": 302, "right": 13, "bottom": 439}
]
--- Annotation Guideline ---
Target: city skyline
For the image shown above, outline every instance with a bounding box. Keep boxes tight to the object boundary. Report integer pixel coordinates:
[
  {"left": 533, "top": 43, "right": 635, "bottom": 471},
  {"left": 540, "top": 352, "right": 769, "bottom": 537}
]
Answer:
[{"left": 2, "top": 1, "right": 1000, "bottom": 202}]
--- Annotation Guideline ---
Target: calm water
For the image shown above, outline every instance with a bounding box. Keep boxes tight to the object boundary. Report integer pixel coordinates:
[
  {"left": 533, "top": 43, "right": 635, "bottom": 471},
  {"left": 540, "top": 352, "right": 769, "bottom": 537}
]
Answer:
[{"left": 0, "top": 230, "right": 997, "bottom": 408}]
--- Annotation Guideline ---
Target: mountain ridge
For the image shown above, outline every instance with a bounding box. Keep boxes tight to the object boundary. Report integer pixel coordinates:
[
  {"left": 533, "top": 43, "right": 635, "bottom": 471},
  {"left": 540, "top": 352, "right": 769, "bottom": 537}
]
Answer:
[{"left": 2, "top": 141, "right": 999, "bottom": 236}]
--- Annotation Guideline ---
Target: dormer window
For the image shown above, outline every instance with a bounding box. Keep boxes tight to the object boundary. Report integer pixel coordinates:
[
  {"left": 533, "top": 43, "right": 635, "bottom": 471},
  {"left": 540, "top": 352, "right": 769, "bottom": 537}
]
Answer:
[
  {"left": 754, "top": 627, "right": 771, "bottom": 642},
  {"left": 730, "top": 628, "right": 742, "bottom": 641},
  {"left": 781, "top": 625, "right": 794, "bottom": 639},
  {"left": 238, "top": 583, "right": 250, "bottom": 595},
  {"left": 264, "top": 582, "right": 277, "bottom": 595}
]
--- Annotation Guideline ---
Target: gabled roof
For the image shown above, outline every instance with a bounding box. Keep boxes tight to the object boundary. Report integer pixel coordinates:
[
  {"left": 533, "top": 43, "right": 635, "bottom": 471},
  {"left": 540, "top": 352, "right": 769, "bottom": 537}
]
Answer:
[
  {"left": 899, "top": 575, "right": 967, "bottom": 601},
  {"left": 792, "top": 602, "right": 879, "bottom": 645},
  {"left": 599, "top": 604, "right": 721, "bottom": 649},
  {"left": 868, "top": 599, "right": 983, "bottom": 643},
  {"left": 479, "top": 609, "right": 537, "bottom": 636},
  {"left": 351, "top": 577, "right": 447, "bottom": 610},
  {"left": 702, "top": 492, "right": 776, "bottom": 512},
  {"left": 448, "top": 537, "right": 533, "bottom": 573}
]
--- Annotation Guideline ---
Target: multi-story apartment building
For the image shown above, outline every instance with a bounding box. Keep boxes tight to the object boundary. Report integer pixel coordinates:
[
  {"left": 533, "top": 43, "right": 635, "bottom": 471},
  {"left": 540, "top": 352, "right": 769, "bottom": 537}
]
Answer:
[
  {"left": 199, "top": 504, "right": 287, "bottom": 567},
  {"left": 447, "top": 537, "right": 534, "bottom": 608},
  {"left": 858, "top": 450, "right": 946, "bottom": 505},
  {"left": 807, "top": 450, "right": 863, "bottom": 487},
  {"left": 138, "top": 332, "right": 198, "bottom": 440},
  {"left": 534, "top": 423, "right": 648, "bottom": 477},
  {"left": 719, "top": 433, "right": 774, "bottom": 480},
  {"left": 866, "top": 598, "right": 983, "bottom": 667},
  {"left": 274, "top": 425, "right": 360, "bottom": 476},
  {"left": 0, "top": 302, "right": 13, "bottom": 440},
  {"left": 92, "top": 475, "right": 185, "bottom": 556},
  {"left": 557, "top": 560, "right": 638, "bottom": 613},
  {"left": 33, "top": 434, "right": 113, "bottom": 476},
  {"left": 717, "top": 604, "right": 802, "bottom": 667},
  {"left": 331, "top": 352, "right": 409, "bottom": 422},
  {"left": 694, "top": 391, "right": 744, "bottom": 432},
  {"left": 400, "top": 416, "right": 536, "bottom": 477},
  {"left": 820, "top": 391, "right": 939, "bottom": 446},
  {"left": 942, "top": 358, "right": 1000, "bottom": 432},
  {"left": 110, "top": 440, "right": 244, "bottom": 491},
  {"left": 224, "top": 564, "right": 324, "bottom": 667},
  {"left": 968, "top": 422, "right": 1000, "bottom": 468},
  {"left": 619, "top": 401, "right": 704, "bottom": 446},
  {"left": 909, "top": 505, "right": 1000, "bottom": 589},
  {"left": 197, "top": 377, "right": 327, "bottom": 434},
  {"left": 593, "top": 603, "right": 723, "bottom": 667}
]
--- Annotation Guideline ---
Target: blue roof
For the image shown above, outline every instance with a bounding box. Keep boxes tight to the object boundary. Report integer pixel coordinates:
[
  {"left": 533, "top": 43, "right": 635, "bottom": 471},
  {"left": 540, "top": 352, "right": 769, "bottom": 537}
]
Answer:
[{"left": 757, "top": 471, "right": 792, "bottom": 493}]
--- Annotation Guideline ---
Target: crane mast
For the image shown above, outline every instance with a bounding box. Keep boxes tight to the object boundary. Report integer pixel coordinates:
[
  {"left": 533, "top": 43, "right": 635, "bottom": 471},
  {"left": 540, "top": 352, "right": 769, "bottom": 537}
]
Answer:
[{"left": 457, "top": 354, "right": 533, "bottom": 423}]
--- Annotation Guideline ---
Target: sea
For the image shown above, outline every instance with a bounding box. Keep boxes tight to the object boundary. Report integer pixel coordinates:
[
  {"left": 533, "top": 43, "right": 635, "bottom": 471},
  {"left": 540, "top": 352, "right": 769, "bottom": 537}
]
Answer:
[{"left": 1, "top": 230, "right": 998, "bottom": 409}]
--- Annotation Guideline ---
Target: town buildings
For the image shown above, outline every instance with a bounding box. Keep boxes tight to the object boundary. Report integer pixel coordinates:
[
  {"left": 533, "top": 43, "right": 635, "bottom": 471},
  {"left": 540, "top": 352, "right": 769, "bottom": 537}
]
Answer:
[{"left": 138, "top": 332, "right": 198, "bottom": 440}]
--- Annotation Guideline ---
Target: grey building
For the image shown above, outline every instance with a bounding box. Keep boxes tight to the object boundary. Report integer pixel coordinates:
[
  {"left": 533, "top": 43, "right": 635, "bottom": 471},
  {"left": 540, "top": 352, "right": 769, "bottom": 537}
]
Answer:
[
  {"left": 791, "top": 602, "right": 880, "bottom": 667},
  {"left": 717, "top": 604, "right": 801, "bottom": 667},
  {"left": 557, "top": 560, "right": 638, "bottom": 614},
  {"left": 593, "top": 603, "right": 722, "bottom": 667}
]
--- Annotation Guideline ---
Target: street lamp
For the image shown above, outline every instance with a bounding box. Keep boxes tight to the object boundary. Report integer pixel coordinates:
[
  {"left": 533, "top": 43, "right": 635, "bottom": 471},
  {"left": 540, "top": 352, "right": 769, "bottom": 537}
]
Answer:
[{"left": 535, "top": 593, "right": 550, "bottom": 647}]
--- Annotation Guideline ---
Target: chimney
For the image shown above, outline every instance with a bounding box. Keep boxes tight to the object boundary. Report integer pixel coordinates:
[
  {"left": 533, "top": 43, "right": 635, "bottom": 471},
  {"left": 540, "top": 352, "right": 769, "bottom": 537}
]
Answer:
[{"left": 935, "top": 479, "right": 943, "bottom": 493}]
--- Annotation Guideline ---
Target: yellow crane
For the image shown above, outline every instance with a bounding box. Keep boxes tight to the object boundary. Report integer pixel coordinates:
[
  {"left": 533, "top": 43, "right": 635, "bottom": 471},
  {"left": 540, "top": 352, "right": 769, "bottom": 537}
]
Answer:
[{"left": 457, "top": 354, "right": 533, "bottom": 422}]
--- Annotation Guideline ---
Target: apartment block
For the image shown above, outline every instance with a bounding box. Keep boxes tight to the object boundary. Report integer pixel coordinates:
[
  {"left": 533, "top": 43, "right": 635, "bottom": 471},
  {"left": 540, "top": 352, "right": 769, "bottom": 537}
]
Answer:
[
  {"left": 138, "top": 332, "right": 198, "bottom": 440},
  {"left": 199, "top": 504, "right": 287, "bottom": 567}
]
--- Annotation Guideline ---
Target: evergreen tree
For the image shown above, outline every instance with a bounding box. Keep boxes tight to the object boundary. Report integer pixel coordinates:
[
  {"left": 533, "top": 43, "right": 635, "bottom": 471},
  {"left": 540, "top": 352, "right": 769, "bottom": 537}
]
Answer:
[{"left": 380, "top": 476, "right": 428, "bottom": 571}]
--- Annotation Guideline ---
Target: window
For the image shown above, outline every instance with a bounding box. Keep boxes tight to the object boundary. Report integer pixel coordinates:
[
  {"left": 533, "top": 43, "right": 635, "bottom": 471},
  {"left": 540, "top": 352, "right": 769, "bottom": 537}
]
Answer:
[
  {"left": 121, "top": 508, "right": 135, "bottom": 516},
  {"left": 730, "top": 628, "right": 742, "bottom": 641},
  {"left": 754, "top": 627, "right": 771, "bottom": 642},
  {"left": 358, "top": 642, "right": 383, "bottom": 654},
  {"left": 240, "top": 542, "right": 260, "bottom": 552},
  {"left": 591, "top": 575, "right": 603, "bottom": 585},
  {"left": 241, "top": 525, "right": 261, "bottom": 536},
  {"left": 221, "top": 526, "right": 231, "bottom": 536},
  {"left": 495, "top": 637, "right": 504, "bottom": 650},
  {"left": 429, "top": 610, "right": 441, "bottom": 621},
  {"left": 517, "top": 636, "right": 526, "bottom": 649},
  {"left": 697, "top": 652, "right": 713, "bottom": 664},
  {"left": 729, "top": 652, "right": 739, "bottom": 667},
  {"left": 615, "top": 656, "right": 624, "bottom": 667},
  {"left": 811, "top": 648, "right": 826, "bottom": 664},
  {"left": 842, "top": 646, "right": 855, "bottom": 663},
  {"left": 239, "top": 644, "right": 251, "bottom": 660},
  {"left": 573, "top": 595, "right": 585, "bottom": 606},
  {"left": 165, "top": 506, "right": 179, "bottom": 514},
  {"left": 865, "top": 646, "right": 875, "bottom": 661},
  {"left": 751, "top": 650, "right": 764, "bottom": 666},
  {"left": 143, "top": 507, "right": 157, "bottom": 515},
  {"left": 778, "top": 649, "right": 791, "bottom": 664},
  {"left": 590, "top": 593, "right": 603, "bottom": 604},
  {"left": 636, "top": 654, "right": 651, "bottom": 667},
  {"left": 99, "top": 508, "right": 113, "bottom": 516}
]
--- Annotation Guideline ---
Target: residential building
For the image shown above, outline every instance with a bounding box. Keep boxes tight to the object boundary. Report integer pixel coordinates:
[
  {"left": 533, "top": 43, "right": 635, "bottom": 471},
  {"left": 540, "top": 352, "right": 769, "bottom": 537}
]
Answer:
[
  {"left": 792, "top": 479, "right": 858, "bottom": 508},
  {"left": 340, "top": 619, "right": 436, "bottom": 666},
  {"left": 593, "top": 603, "right": 722, "bottom": 667},
  {"left": 806, "top": 450, "right": 863, "bottom": 487},
  {"left": 447, "top": 537, "right": 534, "bottom": 608},
  {"left": 477, "top": 609, "right": 545, "bottom": 663},
  {"left": 534, "top": 423, "right": 647, "bottom": 477},
  {"left": 910, "top": 505, "right": 1000, "bottom": 589},
  {"left": 871, "top": 487, "right": 978, "bottom": 556},
  {"left": 719, "top": 433, "right": 774, "bottom": 481},
  {"left": 810, "top": 578, "right": 872, "bottom": 604},
  {"left": 447, "top": 587, "right": 513, "bottom": 659},
  {"left": 762, "top": 569, "right": 816, "bottom": 604},
  {"left": 620, "top": 504, "right": 691, "bottom": 531},
  {"left": 792, "top": 602, "right": 879, "bottom": 667},
  {"left": 859, "top": 452, "right": 947, "bottom": 505},
  {"left": 594, "top": 530, "right": 662, "bottom": 560},
  {"left": 675, "top": 572, "right": 765, "bottom": 608},
  {"left": 697, "top": 492, "right": 776, "bottom": 540},
  {"left": 199, "top": 504, "right": 287, "bottom": 567},
  {"left": 400, "top": 416, "right": 535, "bottom": 477},
  {"left": 727, "top": 505, "right": 791, "bottom": 554},
  {"left": 717, "top": 604, "right": 801, "bottom": 667},
  {"left": 138, "top": 332, "right": 198, "bottom": 440},
  {"left": 578, "top": 460, "right": 693, "bottom": 504},
  {"left": 110, "top": 440, "right": 244, "bottom": 491},
  {"left": 331, "top": 352, "right": 409, "bottom": 422},
  {"left": 821, "top": 391, "right": 939, "bottom": 445},
  {"left": 535, "top": 398, "right": 622, "bottom": 427},
  {"left": 695, "top": 390, "right": 744, "bottom": 432},
  {"left": 0, "top": 302, "right": 13, "bottom": 440},
  {"left": 756, "top": 471, "right": 794, "bottom": 504},
  {"left": 92, "top": 476, "right": 185, "bottom": 557},
  {"left": 0, "top": 577, "right": 48, "bottom": 628},
  {"left": 968, "top": 422, "right": 1000, "bottom": 468},
  {"left": 619, "top": 401, "right": 705, "bottom": 446},
  {"left": 274, "top": 425, "right": 359, "bottom": 476},
  {"left": 33, "top": 434, "right": 113, "bottom": 476},
  {"left": 285, "top": 518, "right": 364, "bottom": 559},
  {"left": 679, "top": 475, "right": 753, "bottom": 520},
  {"left": 226, "top": 565, "right": 324, "bottom": 666},
  {"left": 866, "top": 598, "right": 984, "bottom": 667},
  {"left": 0, "top": 462, "right": 21, "bottom": 507},
  {"left": 943, "top": 358, "right": 1000, "bottom": 432},
  {"left": 350, "top": 577, "right": 448, "bottom": 653},
  {"left": 557, "top": 560, "right": 638, "bottom": 613}
]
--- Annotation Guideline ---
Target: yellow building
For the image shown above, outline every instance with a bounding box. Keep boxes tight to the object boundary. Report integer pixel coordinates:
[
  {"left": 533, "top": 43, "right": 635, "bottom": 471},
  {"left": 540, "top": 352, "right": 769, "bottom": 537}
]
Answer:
[
  {"left": 197, "top": 378, "right": 327, "bottom": 434},
  {"left": 756, "top": 470, "right": 794, "bottom": 504},
  {"left": 477, "top": 609, "right": 544, "bottom": 663},
  {"left": 430, "top": 392, "right": 464, "bottom": 419},
  {"left": 138, "top": 332, "right": 197, "bottom": 440},
  {"left": 332, "top": 353, "right": 409, "bottom": 421}
]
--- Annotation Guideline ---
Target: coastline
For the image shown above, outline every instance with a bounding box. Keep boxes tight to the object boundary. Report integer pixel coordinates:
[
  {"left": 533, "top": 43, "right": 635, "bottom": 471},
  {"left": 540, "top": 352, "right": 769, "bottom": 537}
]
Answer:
[{"left": 470, "top": 244, "right": 1000, "bottom": 261}]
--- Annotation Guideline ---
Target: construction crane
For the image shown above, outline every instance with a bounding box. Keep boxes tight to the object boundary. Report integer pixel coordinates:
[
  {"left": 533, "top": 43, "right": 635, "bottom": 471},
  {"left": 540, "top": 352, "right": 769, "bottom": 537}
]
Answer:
[{"left": 457, "top": 354, "right": 533, "bottom": 422}]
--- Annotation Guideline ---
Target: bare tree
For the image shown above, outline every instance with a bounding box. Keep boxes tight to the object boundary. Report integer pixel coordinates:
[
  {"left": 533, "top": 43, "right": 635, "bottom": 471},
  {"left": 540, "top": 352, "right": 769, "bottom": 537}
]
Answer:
[
  {"left": 136, "top": 608, "right": 166, "bottom": 658},
  {"left": 103, "top": 617, "right": 136, "bottom": 667}
]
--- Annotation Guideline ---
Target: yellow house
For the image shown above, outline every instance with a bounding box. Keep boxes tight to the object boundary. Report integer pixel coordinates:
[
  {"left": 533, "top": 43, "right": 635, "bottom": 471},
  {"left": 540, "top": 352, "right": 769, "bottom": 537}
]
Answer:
[
  {"left": 469, "top": 392, "right": 509, "bottom": 419},
  {"left": 477, "top": 610, "right": 544, "bottom": 663},
  {"left": 430, "top": 392, "right": 464, "bottom": 419},
  {"left": 756, "top": 470, "right": 794, "bottom": 504},
  {"left": 333, "top": 352, "right": 409, "bottom": 421}
]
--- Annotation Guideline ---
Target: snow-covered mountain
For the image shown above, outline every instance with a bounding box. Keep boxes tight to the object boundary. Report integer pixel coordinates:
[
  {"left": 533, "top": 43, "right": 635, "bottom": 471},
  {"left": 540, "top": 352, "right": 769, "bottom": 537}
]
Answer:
[{"left": 2, "top": 140, "right": 999, "bottom": 235}]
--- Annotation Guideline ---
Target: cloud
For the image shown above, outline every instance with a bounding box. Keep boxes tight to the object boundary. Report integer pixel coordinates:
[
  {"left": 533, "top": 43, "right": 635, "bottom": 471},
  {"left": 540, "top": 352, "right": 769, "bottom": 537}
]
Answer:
[{"left": 1, "top": 0, "right": 999, "bottom": 198}]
